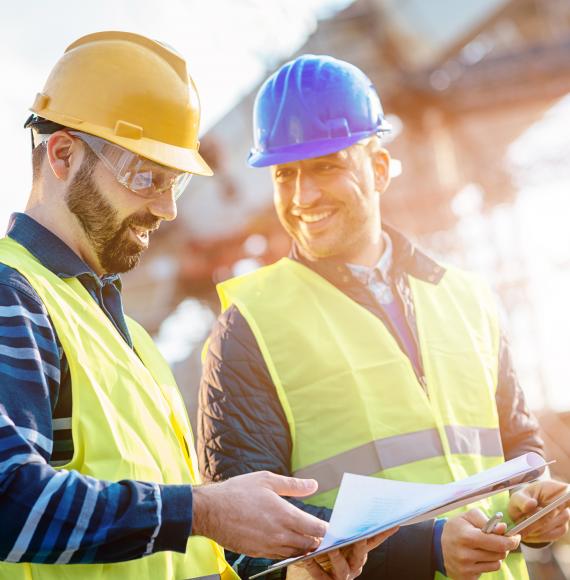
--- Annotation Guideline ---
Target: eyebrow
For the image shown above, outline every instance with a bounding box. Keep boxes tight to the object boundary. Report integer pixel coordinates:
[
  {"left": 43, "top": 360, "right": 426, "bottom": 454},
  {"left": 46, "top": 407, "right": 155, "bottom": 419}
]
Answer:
[{"left": 315, "top": 150, "right": 348, "bottom": 162}]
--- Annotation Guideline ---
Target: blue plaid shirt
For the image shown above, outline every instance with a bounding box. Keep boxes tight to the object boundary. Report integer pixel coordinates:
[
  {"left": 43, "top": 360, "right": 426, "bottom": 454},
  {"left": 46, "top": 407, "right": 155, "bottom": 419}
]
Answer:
[{"left": 0, "top": 213, "right": 193, "bottom": 564}]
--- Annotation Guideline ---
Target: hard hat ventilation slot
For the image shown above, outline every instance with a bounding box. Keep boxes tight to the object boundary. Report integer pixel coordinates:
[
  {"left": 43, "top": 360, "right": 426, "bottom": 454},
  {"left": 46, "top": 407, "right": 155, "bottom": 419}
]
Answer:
[{"left": 114, "top": 120, "right": 143, "bottom": 140}]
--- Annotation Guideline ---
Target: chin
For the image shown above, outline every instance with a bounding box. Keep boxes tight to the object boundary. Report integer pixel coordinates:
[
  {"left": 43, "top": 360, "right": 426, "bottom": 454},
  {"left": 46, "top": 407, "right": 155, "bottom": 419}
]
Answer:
[
  {"left": 299, "top": 243, "right": 342, "bottom": 262},
  {"left": 99, "top": 249, "right": 144, "bottom": 274}
]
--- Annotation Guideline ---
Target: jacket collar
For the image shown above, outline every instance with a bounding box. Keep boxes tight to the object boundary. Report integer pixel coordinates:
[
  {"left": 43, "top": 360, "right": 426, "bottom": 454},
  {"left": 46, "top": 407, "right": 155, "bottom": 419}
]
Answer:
[{"left": 6, "top": 212, "right": 121, "bottom": 290}]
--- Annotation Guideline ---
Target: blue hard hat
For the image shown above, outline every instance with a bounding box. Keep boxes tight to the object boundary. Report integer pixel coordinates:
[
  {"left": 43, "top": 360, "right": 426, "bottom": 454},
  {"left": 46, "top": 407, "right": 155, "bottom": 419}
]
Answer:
[{"left": 248, "top": 54, "right": 391, "bottom": 168}]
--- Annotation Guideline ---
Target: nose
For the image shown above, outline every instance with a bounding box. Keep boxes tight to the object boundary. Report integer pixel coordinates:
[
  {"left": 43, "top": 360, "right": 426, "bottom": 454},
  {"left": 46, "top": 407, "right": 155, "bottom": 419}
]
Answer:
[
  {"left": 292, "top": 171, "right": 322, "bottom": 208},
  {"left": 147, "top": 190, "right": 177, "bottom": 222}
]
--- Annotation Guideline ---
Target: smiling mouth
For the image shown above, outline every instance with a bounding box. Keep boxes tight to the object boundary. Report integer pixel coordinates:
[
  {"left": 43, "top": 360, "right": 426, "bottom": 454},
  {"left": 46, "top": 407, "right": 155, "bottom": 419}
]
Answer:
[
  {"left": 129, "top": 225, "right": 154, "bottom": 245},
  {"left": 293, "top": 208, "right": 337, "bottom": 224}
]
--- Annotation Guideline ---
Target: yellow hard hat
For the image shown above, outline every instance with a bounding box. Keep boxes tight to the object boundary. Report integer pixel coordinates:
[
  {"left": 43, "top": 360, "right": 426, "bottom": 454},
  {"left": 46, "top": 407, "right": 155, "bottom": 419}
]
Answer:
[{"left": 29, "top": 31, "right": 212, "bottom": 176}]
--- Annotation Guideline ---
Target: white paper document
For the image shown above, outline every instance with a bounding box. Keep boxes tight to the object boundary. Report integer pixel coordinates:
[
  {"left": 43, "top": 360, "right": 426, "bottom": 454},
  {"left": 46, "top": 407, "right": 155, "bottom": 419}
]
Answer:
[{"left": 250, "top": 452, "right": 548, "bottom": 578}]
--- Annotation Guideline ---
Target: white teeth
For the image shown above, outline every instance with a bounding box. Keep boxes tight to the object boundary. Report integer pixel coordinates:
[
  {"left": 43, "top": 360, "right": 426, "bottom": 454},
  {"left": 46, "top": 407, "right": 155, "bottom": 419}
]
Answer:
[
  {"left": 131, "top": 226, "right": 149, "bottom": 240},
  {"left": 299, "top": 211, "right": 333, "bottom": 223}
]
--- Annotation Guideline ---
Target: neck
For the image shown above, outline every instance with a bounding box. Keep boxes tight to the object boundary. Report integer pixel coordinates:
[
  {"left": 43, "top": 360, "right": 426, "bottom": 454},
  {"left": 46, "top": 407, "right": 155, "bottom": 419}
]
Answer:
[
  {"left": 25, "top": 198, "right": 103, "bottom": 277},
  {"left": 343, "top": 230, "right": 385, "bottom": 267}
]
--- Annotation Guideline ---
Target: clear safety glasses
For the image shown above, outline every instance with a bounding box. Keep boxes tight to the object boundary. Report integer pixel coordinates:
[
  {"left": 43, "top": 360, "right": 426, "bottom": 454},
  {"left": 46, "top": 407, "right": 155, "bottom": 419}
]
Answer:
[{"left": 68, "top": 131, "right": 192, "bottom": 200}]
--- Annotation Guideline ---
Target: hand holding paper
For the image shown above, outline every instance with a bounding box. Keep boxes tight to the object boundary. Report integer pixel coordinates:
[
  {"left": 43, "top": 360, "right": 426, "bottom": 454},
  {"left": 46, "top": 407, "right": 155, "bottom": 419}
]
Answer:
[
  {"left": 250, "top": 452, "right": 550, "bottom": 578},
  {"left": 289, "top": 528, "right": 398, "bottom": 580}
]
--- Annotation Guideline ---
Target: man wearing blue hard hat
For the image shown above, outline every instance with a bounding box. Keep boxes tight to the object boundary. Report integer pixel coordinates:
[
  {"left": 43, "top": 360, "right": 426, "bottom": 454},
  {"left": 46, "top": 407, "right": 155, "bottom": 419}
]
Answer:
[{"left": 198, "top": 55, "right": 569, "bottom": 579}]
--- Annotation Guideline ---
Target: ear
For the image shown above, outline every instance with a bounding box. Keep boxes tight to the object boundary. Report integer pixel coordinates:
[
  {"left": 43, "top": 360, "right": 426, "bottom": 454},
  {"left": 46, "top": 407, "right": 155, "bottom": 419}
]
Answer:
[
  {"left": 372, "top": 147, "right": 391, "bottom": 194},
  {"left": 45, "top": 131, "right": 78, "bottom": 180}
]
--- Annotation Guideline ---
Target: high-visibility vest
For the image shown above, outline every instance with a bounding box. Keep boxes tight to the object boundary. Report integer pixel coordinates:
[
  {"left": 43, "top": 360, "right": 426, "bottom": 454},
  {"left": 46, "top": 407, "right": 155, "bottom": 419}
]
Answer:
[
  {"left": 217, "top": 258, "right": 528, "bottom": 580},
  {"left": 0, "top": 237, "right": 236, "bottom": 580}
]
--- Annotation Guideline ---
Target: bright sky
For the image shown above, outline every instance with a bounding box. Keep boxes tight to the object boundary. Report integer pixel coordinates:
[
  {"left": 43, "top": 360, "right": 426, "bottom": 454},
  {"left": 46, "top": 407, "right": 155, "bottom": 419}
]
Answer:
[{"left": 0, "top": 0, "right": 352, "bottom": 230}]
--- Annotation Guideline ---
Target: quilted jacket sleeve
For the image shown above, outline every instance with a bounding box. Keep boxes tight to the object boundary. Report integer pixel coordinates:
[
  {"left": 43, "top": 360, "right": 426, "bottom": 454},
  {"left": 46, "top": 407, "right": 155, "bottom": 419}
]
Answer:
[
  {"left": 496, "top": 333, "right": 544, "bottom": 461},
  {"left": 197, "top": 305, "right": 435, "bottom": 580}
]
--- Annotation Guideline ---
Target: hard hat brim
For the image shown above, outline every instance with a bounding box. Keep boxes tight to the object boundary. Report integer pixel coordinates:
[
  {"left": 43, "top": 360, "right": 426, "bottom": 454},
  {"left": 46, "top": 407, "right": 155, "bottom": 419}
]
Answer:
[
  {"left": 32, "top": 109, "right": 213, "bottom": 176},
  {"left": 86, "top": 128, "right": 214, "bottom": 176},
  {"left": 247, "top": 131, "right": 385, "bottom": 168}
]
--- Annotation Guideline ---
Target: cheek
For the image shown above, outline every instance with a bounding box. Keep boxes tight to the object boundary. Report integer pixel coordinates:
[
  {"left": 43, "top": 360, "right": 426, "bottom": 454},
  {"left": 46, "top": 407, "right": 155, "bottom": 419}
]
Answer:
[
  {"left": 273, "top": 190, "right": 291, "bottom": 220},
  {"left": 97, "top": 171, "right": 147, "bottom": 217}
]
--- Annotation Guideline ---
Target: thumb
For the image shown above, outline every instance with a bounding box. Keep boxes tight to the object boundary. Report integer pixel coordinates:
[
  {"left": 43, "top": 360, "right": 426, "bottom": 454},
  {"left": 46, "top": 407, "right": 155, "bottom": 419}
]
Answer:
[
  {"left": 510, "top": 488, "right": 538, "bottom": 516},
  {"left": 463, "top": 508, "right": 489, "bottom": 529},
  {"left": 265, "top": 473, "right": 319, "bottom": 497},
  {"left": 493, "top": 522, "right": 508, "bottom": 535}
]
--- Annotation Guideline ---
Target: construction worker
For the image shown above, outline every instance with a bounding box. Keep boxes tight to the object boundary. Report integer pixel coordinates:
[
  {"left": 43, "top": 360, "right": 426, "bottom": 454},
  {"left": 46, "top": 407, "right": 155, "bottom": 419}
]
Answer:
[
  {"left": 0, "top": 35, "right": 396, "bottom": 580},
  {"left": 198, "top": 54, "right": 570, "bottom": 579}
]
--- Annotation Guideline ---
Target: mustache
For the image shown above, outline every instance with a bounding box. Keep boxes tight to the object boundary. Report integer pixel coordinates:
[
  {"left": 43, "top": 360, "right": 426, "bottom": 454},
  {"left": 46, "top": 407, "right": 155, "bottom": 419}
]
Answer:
[{"left": 122, "top": 212, "right": 162, "bottom": 231}]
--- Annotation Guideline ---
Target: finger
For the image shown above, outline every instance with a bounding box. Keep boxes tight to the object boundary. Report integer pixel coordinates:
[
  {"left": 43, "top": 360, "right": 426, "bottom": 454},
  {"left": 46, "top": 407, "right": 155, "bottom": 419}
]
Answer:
[
  {"left": 463, "top": 508, "right": 489, "bottom": 528},
  {"left": 509, "top": 489, "right": 538, "bottom": 517},
  {"left": 523, "top": 507, "right": 570, "bottom": 537},
  {"left": 492, "top": 522, "right": 508, "bottom": 535},
  {"left": 471, "top": 559, "right": 503, "bottom": 574},
  {"left": 466, "top": 548, "right": 509, "bottom": 563},
  {"left": 346, "top": 552, "right": 367, "bottom": 577},
  {"left": 540, "top": 523, "right": 569, "bottom": 542},
  {"left": 283, "top": 502, "right": 328, "bottom": 539},
  {"left": 346, "top": 541, "right": 368, "bottom": 571},
  {"left": 540, "top": 509, "right": 570, "bottom": 533},
  {"left": 367, "top": 527, "right": 399, "bottom": 550},
  {"left": 327, "top": 549, "right": 350, "bottom": 580},
  {"left": 274, "top": 531, "right": 322, "bottom": 557},
  {"left": 267, "top": 473, "right": 319, "bottom": 498},
  {"left": 525, "top": 520, "right": 570, "bottom": 543},
  {"left": 301, "top": 559, "right": 331, "bottom": 579},
  {"left": 473, "top": 530, "right": 520, "bottom": 553},
  {"left": 534, "top": 481, "right": 569, "bottom": 503}
]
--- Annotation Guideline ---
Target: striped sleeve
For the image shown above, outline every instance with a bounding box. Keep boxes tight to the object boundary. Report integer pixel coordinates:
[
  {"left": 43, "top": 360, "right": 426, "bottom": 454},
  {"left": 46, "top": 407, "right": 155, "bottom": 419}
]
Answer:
[
  {"left": 0, "top": 271, "right": 61, "bottom": 462},
  {"left": 0, "top": 269, "right": 193, "bottom": 564}
]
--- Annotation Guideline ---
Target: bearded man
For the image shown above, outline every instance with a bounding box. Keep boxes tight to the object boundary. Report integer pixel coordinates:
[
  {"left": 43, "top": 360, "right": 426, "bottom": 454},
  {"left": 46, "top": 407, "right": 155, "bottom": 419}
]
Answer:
[{"left": 0, "top": 34, "right": 394, "bottom": 580}]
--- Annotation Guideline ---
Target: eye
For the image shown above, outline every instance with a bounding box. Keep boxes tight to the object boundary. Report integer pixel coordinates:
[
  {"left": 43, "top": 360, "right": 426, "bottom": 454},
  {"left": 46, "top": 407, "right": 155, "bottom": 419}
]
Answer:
[
  {"left": 315, "top": 162, "right": 337, "bottom": 173},
  {"left": 274, "top": 167, "right": 296, "bottom": 183}
]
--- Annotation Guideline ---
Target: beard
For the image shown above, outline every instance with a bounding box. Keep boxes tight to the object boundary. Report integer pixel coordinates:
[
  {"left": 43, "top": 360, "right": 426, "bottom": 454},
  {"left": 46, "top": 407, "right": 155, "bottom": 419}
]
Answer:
[{"left": 65, "top": 155, "right": 160, "bottom": 274}]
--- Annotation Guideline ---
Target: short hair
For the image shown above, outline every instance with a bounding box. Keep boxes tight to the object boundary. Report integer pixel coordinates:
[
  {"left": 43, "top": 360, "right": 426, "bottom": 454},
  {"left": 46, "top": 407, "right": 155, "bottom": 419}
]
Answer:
[
  {"left": 29, "top": 129, "right": 98, "bottom": 182},
  {"left": 25, "top": 115, "right": 64, "bottom": 183},
  {"left": 31, "top": 142, "right": 47, "bottom": 182}
]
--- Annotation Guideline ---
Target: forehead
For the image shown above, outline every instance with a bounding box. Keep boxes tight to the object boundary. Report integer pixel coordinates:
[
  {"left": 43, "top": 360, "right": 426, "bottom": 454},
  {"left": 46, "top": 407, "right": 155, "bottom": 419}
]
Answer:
[{"left": 272, "top": 148, "right": 352, "bottom": 170}]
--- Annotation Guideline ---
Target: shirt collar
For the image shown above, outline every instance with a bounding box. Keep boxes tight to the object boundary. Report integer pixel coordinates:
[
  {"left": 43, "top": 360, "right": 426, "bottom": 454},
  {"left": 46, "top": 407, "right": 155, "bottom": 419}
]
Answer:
[
  {"left": 6, "top": 212, "right": 121, "bottom": 289},
  {"left": 346, "top": 231, "right": 393, "bottom": 285}
]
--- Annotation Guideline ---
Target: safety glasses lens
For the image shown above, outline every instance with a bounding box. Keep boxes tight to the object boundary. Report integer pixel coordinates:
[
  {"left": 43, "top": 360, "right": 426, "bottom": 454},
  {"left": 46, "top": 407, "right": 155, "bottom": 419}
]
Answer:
[{"left": 69, "top": 131, "right": 192, "bottom": 199}]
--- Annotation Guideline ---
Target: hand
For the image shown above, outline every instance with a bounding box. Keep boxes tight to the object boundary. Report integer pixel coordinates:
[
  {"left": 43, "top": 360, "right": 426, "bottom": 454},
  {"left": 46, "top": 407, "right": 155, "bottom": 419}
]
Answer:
[
  {"left": 289, "top": 528, "right": 398, "bottom": 579},
  {"left": 191, "top": 471, "right": 328, "bottom": 558},
  {"left": 508, "top": 480, "right": 570, "bottom": 544},
  {"left": 442, "top": 509, "right": 520, "bottom": 580}
]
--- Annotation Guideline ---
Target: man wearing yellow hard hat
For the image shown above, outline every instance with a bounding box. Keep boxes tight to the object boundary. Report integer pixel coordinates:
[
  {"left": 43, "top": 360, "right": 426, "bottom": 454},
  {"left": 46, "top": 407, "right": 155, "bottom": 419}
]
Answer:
[{"left": 0, "top": 32, "right": 393, "bottom": 579}]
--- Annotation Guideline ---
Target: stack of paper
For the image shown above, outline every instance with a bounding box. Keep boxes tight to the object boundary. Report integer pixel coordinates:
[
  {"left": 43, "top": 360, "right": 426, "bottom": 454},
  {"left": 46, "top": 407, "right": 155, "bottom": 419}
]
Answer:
[{"left": 251, "top": 452, "right": 547, "bottom": 578}]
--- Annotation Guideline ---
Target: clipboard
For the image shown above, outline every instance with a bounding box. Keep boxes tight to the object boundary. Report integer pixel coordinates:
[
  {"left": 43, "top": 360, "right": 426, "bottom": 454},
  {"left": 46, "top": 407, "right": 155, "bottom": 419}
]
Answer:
[
  {"left": 249, "top": 452, "right": 551, "bottom": 578},
  {"left": 506, "top": 488, "right": 570, "bottom": 536}
]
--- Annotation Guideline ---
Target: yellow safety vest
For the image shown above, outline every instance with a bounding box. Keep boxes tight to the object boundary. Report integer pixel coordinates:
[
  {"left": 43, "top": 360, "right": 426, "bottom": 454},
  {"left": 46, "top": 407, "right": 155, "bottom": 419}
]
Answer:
[
  {"left": 0, "top": 237, "right": 236, "bottom": 580},
  {"left": 217, "top": 258, "right": 527, "bottom": 580}
]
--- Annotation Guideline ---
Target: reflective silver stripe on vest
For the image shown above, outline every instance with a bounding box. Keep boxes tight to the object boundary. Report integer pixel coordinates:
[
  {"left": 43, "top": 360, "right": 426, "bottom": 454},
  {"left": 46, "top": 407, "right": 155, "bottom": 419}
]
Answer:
[
  {"left": 294, "top": 428, "right": 443, "bottom": 494},
  {"left": 184, "top": 575, "right": 221, "bottom": 580},
  {"left": 445, "top": 425, "right": 503, "bottom": 457},
  {"left": 293, "top": 426, "right": 502, "bottom": 495}
]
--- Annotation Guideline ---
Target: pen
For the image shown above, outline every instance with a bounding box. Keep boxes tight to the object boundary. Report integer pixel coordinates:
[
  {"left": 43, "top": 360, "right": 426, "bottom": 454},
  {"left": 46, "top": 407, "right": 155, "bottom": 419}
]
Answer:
[{"left": 482, "top": 512, "right": 503, "bottom": 534}]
